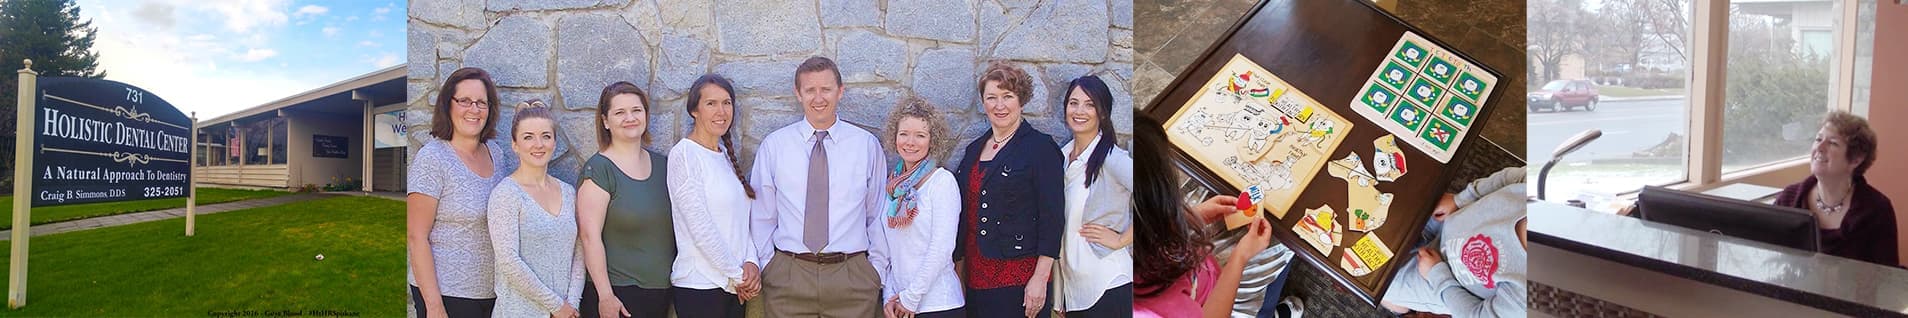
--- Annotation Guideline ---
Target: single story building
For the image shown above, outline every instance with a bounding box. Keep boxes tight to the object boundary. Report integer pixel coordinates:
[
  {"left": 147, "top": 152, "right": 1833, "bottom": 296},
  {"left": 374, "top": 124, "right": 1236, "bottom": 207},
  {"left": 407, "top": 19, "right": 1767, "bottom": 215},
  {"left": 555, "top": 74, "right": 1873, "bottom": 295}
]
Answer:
[{"left": 192, "top": 66, "right": 407, "bottom": 192}]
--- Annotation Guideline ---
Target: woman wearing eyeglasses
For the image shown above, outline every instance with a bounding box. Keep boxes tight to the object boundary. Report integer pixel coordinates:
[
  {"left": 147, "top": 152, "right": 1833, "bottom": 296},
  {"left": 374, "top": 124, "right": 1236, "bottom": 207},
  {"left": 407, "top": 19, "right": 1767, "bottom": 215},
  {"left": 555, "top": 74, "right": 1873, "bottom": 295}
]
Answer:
[{"left": 408, "top": 67, "right": 520, "bottom": 318}]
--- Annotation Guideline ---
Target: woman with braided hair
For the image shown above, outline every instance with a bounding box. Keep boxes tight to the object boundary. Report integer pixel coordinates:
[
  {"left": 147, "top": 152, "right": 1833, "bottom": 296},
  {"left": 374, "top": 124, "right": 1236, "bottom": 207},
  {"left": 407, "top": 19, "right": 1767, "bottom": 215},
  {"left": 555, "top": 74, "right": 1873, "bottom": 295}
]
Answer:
[{"left": 666, "top": 74, "right": 761, "bottom": 318}]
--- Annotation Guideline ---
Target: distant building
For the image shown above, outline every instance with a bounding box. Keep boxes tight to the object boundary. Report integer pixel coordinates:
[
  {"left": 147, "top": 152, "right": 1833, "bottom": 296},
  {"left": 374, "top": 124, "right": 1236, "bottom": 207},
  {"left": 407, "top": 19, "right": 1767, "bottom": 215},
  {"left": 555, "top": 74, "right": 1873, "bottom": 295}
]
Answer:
[{"left": 192, "top": 66, "right": 406, "bottom": 192}]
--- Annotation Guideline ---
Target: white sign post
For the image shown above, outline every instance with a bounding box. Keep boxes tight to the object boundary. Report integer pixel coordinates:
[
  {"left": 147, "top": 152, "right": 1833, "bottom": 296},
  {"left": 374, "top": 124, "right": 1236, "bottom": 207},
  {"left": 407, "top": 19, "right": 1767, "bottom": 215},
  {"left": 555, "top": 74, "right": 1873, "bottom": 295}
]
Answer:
[
  {"left": 9, "top": 59, "right": 37, "bottom": 309},
  {"left": 186, "top": 111, "right": 196, "bottom": 236}
]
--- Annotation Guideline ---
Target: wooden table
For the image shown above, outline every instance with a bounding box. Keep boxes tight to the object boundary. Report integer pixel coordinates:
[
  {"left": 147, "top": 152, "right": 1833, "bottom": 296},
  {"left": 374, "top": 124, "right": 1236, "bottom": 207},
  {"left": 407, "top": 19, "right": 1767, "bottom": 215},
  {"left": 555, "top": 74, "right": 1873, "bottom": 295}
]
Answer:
[{"left": 1142, "top": 0, "right": 1509, "bottom": 306}]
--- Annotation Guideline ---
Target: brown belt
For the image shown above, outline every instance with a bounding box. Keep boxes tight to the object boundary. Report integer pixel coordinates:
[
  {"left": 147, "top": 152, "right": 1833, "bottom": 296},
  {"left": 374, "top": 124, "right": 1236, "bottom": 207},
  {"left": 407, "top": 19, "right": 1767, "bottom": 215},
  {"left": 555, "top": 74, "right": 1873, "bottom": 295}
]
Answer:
[{"left": 777, "top": 249, "right": 866, "bottom": 265}]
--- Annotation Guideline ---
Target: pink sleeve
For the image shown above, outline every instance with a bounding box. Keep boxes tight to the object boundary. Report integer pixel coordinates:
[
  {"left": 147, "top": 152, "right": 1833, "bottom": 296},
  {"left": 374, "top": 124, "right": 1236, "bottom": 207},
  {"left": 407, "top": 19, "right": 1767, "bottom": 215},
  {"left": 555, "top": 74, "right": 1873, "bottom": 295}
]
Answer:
[{"left": 1192, "top": 256, "right": 1220, "bottom": 305}]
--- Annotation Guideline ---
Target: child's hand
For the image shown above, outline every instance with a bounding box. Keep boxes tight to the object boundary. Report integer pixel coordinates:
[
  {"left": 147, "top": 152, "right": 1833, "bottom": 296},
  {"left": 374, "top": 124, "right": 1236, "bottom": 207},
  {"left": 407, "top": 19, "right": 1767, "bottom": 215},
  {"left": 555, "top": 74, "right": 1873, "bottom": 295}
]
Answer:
[
  {"left": 1433, "top": 193, "right": 1457, "bottom": 222},
  {"left": 1416, "top": 247, "right": 1442, "bottom": 279},
  {"left": 1192, "top": 195, "right": 1239, "bottom": 224},
  {"left": 1232, "top": 218, "right": 1274, "bottom": 262}
]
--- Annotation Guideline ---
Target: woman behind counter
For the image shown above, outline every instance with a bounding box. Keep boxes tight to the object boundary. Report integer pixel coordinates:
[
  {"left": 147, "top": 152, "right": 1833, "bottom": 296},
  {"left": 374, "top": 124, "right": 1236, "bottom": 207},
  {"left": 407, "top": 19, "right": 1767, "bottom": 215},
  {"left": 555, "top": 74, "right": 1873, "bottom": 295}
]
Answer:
[{"left": 1774, "top": 110, "right": 1899, "bottom": 268}]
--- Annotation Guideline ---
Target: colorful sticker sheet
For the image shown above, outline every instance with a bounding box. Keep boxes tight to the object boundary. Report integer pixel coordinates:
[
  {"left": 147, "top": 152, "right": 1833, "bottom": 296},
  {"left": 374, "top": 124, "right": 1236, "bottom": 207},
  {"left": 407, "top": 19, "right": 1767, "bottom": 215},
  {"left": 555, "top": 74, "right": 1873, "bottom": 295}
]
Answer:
[
  {"left": 1165, "top": 54, "right": 1354, "bottom": 219},
  {"left": 1349, "top": 32, "right": 1497, "bottom": 163}
]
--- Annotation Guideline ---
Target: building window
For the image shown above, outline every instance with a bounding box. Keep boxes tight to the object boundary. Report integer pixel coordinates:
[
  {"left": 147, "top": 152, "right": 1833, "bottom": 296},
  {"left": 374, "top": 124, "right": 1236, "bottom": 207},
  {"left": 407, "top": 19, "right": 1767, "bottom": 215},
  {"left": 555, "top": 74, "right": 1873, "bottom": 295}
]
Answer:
[
  {"left": 1527, "top": 0, "right": 1692, "bottom": 205},
  {"left": 244, "top": 118, "right": 287, "bottom": 165},
  {"left": 225, "top": 126, "right": 243, "bottom": 166},
  {"left": 272, "top": 120, "right": 288, "bottom": 164},
  {"left": 1721, "top": 0, "right": 1839, "bottom": 174}
]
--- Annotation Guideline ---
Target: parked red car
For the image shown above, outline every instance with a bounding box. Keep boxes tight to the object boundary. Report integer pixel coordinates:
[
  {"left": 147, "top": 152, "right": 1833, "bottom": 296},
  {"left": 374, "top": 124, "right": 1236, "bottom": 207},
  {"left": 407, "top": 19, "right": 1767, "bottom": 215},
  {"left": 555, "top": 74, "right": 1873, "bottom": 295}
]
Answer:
[{"left": 1528, "top": 80, "right": 1599, "bottom": 112}]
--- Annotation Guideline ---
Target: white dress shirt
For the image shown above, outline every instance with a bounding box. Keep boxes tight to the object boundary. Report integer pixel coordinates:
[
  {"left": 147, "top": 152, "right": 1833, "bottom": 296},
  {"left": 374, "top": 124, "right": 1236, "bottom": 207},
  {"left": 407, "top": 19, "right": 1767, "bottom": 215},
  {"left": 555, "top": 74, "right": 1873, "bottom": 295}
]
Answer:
[
  {"left": 880, "top": 168, "right": 965, "bottom": 313},
  {"left": 667, "top": 139, "right": 759, "bottom": 293},
  {"left": 1059, "top": 136, "right": 1134, "bottom": 311},
  {"left": 749, "top": 119, "right": 892, "bottom": 284}
]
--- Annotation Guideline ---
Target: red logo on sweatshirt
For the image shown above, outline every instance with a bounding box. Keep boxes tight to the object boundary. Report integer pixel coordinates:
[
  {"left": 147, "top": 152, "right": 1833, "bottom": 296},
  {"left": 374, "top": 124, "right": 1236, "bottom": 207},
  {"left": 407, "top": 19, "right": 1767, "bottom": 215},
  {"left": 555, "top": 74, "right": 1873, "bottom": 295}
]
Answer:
[{"left": 1460, "top": 234, "right": 1499, "bottom": 289}]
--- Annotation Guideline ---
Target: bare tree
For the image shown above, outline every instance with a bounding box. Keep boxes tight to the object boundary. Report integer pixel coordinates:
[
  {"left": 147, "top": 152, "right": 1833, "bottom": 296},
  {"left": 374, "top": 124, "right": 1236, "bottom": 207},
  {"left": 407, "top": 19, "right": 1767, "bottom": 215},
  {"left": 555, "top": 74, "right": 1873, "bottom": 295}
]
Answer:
[
  {"left": 1641, "top": 0, "right": 1691, "bottom": 65},
  {"left": 1527, "top": 0, "right": 1586, "bottom": 84}
]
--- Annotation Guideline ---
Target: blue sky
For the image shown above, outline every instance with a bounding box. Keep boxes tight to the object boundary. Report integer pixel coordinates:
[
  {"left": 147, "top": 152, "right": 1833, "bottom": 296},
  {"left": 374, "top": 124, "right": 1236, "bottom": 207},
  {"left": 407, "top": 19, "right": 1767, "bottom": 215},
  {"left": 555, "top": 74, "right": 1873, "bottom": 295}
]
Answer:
[{"left": 77, "top": 0, "right": 405, "bottom": 118}]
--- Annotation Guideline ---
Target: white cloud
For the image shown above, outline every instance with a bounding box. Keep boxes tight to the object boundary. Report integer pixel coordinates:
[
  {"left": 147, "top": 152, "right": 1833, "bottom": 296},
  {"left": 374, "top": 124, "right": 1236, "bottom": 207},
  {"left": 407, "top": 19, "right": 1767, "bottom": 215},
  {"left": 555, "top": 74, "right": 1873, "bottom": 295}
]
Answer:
[
  {"left": 209, "top": 0, "right": 290, "bottom": 33},
  {"left": 91, "top": 25, "right": 317, "bottom": 119},
  {"left": 293, "top": 5, "right": 328, "bottom": 18},
  {"left": 238, "top": 48, "right": 278, "bottom": 62},
  {"left": 77, "top": 0, "right": 386, "bottom": 119},
  {"left": 373, "top": 7, "right": 390, "bottom": 15},
  {"left": 357, "top": 40, "right": 378, "bottom": 47},
  {"left": 372, "top": 53, "right": 401, "bottom": 68},
  {"left": 131, "top": 2, "right": 175, "bottom": 29}
]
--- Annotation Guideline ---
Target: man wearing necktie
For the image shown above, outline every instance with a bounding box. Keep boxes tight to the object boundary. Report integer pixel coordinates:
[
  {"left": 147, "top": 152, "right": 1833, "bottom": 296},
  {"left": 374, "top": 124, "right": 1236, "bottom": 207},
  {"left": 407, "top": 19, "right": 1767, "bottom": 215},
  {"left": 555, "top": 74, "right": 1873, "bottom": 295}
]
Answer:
[{"left": 751, "top": 57, "right": 892, "bottom": 318}]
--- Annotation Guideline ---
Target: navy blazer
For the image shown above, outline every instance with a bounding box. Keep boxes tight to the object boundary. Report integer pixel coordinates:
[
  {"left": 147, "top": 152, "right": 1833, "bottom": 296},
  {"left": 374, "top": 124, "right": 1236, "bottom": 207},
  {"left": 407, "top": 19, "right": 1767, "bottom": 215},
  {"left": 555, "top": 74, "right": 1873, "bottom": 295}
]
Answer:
[{"left": 954, "top": 121, "right": 1065, "bottom": 261}]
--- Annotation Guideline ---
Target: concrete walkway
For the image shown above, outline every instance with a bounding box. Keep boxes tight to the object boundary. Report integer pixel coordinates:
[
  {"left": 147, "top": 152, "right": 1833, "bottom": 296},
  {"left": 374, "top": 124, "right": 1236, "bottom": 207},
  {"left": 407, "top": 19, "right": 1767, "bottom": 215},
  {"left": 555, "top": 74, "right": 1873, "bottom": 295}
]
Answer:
[{"left": 0, "top": 193, "right": 341, "bottom": 238}]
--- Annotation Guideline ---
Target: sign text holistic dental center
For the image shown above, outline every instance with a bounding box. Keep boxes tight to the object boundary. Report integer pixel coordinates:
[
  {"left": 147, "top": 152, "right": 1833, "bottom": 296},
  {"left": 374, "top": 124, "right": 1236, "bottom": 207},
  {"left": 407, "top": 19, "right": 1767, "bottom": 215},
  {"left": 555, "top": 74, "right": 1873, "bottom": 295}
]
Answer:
[{"left": 39, "top": 107, "right": 191, "bottom": 155}]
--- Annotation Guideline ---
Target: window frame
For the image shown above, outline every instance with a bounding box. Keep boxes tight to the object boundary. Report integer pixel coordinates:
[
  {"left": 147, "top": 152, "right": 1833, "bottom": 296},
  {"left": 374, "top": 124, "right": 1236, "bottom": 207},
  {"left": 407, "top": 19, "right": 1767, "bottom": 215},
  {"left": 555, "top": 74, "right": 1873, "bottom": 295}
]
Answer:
[{"left": 1661, "top": 0, "right": 1864, "bottom": 193}]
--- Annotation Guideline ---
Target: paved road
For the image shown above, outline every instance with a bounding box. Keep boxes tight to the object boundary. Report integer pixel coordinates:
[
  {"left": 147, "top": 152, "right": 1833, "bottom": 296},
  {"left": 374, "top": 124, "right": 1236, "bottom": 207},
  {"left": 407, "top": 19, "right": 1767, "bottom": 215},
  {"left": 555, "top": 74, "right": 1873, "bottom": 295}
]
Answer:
[{"left": 1526, "top": 97, "right": 1686, "bottom": 164}]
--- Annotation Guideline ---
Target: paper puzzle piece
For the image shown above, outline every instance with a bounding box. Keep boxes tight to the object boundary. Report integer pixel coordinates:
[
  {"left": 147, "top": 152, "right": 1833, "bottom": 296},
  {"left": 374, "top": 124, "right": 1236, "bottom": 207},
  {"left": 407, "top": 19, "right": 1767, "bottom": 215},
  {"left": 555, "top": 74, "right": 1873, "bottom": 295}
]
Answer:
[
  {"left": 1406, "top": 77, "right": 1445, "bottom": 107},
  {"left": 1328, "top": 153, "right": 1394, "bottom": 232},
  {"left": 1454, "top": 71, "right": 1491, "bottom": 102},
  {"left": 1394, "top": 40, "right": 1429, "bottom": 69},
  {"left": 1388, "top": 101, "right": 1428, "bottom": 132},
  {"left": 1293, "top": 204, "right": 1341, "bottom": 255},
  {"left": 1420, "top": 118, "right": 1460, "bottom": 151},
  {"left": 1378, "top": 61, "right": 1415, "bottom": 91},
  {"left": 1360, "top": 83, "right": 1399, "bottom": 114},
  {"left": 1236, "top": 115, "right": 1284, "bottom": 160},
  {"left": 1343, "top": 234, "right": 1396, "bottom": 277},
  {"left": 1165, "top": 54, "right": 1355, "bottom": 225},
  {"left": 1372, "top": 135, "right": 1409, "bottom": 182},
  {"left": 1424, "top": 55, "right": 1459, "bottom": 85},
  {"left": 1439, "top": 95, "right": 1479, "bottom": 127},
  {"left": 1225, "top": 185, "right": 1269, "bottom": 230},
  {"left": 1300, "top": 118, "right": 1338, "bottom": 150}
]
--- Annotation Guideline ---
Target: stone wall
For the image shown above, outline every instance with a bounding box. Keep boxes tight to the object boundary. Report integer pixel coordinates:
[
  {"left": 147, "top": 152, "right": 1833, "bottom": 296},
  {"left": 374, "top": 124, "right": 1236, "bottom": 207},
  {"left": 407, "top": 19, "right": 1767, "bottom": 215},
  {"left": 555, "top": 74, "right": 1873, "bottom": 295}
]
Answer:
[{"left": 407, "top": 0, "right": 1135, "bottom": 184}]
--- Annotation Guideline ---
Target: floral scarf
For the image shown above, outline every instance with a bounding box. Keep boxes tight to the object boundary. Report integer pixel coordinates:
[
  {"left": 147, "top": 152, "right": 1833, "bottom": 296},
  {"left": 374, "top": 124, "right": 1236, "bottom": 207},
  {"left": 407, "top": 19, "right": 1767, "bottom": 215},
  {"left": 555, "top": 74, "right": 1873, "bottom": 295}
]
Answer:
[{"left": 885, "top": 159, "right": 936, "bottom": 228}]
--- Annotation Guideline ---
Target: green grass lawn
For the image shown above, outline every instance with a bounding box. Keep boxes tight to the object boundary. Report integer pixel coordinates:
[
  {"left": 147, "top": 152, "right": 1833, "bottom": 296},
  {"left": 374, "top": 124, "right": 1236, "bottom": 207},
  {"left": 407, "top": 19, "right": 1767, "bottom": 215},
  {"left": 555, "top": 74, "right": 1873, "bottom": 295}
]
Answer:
[
  {"left": 0, "top": 195, "right": 403, "bottom": 316},
  {"left": 0, "top": 187, "right": 293, "bottom": 230},
  {"left": 1594, "top": 85, "right": 1685, "bottom": 98}
]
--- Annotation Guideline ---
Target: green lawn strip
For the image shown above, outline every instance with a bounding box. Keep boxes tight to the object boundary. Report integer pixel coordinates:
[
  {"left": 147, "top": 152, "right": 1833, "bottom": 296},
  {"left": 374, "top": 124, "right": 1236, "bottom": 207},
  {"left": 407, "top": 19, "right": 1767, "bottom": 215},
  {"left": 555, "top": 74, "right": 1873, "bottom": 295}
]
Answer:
[
  {"left": 0, "top": 195, "right": 403, "bottom": 316},
  {"left": 1594, "top": 85, "right": 1685, "bottom": 98},
  {"left": 0, "top": 188, "right": 294, "bottom": 230}
]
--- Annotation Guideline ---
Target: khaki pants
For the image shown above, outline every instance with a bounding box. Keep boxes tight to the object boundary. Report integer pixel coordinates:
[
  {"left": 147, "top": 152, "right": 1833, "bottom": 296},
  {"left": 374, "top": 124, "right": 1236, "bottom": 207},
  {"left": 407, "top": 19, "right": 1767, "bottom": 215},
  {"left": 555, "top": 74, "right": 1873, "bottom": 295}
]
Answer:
[{"left": 762, "top": 252, "right": 882, "bottom": 318}]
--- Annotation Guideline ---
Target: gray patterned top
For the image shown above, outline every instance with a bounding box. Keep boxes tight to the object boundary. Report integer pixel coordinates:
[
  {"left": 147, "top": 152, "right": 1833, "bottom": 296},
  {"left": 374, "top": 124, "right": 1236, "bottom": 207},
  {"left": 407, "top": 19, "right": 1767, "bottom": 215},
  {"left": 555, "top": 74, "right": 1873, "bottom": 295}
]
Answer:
[
  {"left": 407, "top": 138, "right": 518, "bottom": 299},
  {"left": 488, "top": 179, "right": 585, "bottom": 317}
]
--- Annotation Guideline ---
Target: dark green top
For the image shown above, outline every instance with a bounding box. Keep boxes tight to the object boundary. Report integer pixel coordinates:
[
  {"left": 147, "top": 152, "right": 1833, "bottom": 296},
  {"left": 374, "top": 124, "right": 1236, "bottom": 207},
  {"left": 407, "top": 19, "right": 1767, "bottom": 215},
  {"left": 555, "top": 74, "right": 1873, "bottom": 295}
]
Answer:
[{"left": 580, "top": 151, "right": 675, "bottom": 289}]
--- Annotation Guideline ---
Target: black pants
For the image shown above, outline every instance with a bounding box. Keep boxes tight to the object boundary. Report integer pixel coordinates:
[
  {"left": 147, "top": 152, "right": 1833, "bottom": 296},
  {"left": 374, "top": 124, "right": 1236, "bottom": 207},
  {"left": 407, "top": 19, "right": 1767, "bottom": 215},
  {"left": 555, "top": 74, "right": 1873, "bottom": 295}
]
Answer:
[
  {"left": 1065, "top": 283, "right": 1134, "bottom": 318},
  {"left": 917, "top": 306, "right": 967, "bottom": 318},
  {"left": 673, "top": 286, "right": 744, "bottom": 318},
  {"left": 581, "top": 284, "right": 670, "bottom": 318},
  {"left": 409, "top": 285, "right": 495, "bottom": 318},
  {"left": 966, "top": 284, "right": 1054, "bottom": 318}
]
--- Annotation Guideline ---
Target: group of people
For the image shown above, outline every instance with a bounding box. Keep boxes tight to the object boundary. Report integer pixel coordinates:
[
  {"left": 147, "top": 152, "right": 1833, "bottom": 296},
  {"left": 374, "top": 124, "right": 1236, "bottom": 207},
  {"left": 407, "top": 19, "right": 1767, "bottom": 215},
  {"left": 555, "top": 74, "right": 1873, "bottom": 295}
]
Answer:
[{"left": 406, "top": 57, "right": 1135, "bottom": 318}]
